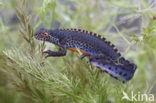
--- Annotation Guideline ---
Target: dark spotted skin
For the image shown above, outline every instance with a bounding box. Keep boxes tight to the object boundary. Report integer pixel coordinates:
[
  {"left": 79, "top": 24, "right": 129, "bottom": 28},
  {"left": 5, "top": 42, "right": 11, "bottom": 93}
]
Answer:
[
  {"left": 61, "top": 30, "right": 118, "bottom": 57},
  {"left": 35, "top": 28, "right": 121, "bottom": 60},
  {"left": 34, "top": 28, "right": 137, "bottom": 83}
]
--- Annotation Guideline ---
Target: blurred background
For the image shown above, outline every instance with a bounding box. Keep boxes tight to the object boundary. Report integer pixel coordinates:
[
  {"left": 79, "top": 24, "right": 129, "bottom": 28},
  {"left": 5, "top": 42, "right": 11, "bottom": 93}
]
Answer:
[{"left": 0, "top": 0, "right": 156, "bottom": 103}]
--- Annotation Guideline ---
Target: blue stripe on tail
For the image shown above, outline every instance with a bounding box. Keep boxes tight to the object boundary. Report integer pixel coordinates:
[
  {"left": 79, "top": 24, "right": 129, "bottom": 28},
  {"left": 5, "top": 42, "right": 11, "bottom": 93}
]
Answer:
[{"left": 90, "top": 58, "right": 137, "bottom": 83}]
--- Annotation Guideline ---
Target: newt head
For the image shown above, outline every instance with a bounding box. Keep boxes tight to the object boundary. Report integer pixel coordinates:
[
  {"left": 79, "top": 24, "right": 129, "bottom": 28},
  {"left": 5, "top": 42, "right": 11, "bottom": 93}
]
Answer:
[{"left": 34, "top": 28, "right": 51, "bottom": 41}]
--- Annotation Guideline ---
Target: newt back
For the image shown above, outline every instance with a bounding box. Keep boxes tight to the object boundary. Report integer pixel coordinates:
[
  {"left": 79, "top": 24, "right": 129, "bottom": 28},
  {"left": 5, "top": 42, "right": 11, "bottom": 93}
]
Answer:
[{"left": 50, "top": 28, "right": 121, "bottom": 60}]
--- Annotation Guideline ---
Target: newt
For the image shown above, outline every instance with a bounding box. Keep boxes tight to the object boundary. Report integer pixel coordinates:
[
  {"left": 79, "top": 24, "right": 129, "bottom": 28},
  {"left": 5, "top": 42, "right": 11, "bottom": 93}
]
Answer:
[{"left": 34, "top": 28, "right": 137, "bottom": 82}]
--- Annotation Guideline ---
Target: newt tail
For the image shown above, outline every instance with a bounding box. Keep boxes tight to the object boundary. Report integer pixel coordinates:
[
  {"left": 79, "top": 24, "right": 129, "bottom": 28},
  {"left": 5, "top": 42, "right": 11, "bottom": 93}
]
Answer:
[{"left": 89, "top": 55, "right": 137, "bottom": 83}]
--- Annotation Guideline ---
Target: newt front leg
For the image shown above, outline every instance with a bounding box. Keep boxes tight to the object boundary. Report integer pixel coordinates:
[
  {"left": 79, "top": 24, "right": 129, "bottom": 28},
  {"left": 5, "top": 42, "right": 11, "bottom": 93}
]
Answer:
[{"left": 43, "top": 46, "right": 67, "bottom": 58}]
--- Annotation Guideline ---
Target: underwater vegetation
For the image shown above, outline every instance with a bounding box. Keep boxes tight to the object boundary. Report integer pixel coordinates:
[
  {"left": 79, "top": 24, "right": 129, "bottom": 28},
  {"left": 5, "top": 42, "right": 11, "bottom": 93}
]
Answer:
[{"left": 0, "top": 0, "right": 156, "bottom": 103}]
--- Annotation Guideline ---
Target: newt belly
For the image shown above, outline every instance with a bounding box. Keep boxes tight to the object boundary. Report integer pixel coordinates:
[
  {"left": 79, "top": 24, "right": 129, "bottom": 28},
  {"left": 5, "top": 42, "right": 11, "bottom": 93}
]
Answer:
[{"left": 68, "top": 48, "right": 88, "bottom": 54}]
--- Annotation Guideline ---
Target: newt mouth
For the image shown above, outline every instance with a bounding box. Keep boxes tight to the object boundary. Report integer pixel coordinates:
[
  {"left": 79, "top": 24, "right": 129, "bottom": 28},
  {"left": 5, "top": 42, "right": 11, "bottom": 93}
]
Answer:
[
  {"left": 34, "top": 32, "right": 50, "bottom": 41},
  {"left": 34, "top": 28, "right": 50, "bottom": 41},
  {"left": 34, "top": 34, "right": 50, "bottom": 41},
  {"left": 34, "top": 34, "right": 46, "bottom": 41}
]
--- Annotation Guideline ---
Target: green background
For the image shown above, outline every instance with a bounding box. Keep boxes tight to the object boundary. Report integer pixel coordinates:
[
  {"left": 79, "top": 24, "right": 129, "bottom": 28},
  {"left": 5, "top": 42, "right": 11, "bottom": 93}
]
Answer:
[{"left": 0, "top": 0, "right": 156, "bottom": 103}]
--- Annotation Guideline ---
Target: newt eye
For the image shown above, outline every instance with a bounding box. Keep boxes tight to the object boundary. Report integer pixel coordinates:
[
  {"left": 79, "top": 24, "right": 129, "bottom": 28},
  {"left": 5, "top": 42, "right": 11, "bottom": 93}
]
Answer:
[{"left": 44, "top": 32, "right": 49, "bottom": 36}]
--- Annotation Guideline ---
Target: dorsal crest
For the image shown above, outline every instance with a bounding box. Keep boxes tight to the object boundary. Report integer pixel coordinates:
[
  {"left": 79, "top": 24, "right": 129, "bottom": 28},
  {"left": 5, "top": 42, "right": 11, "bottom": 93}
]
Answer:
[{"left": 57, "top": 28, "right": 121, "bottom": 57}]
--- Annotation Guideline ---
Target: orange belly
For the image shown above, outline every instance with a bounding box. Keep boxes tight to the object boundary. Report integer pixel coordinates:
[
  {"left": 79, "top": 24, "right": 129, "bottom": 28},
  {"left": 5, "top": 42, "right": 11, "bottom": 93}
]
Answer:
[{"left": 68, "top": 48, "right": 88, "bottom": 54}]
